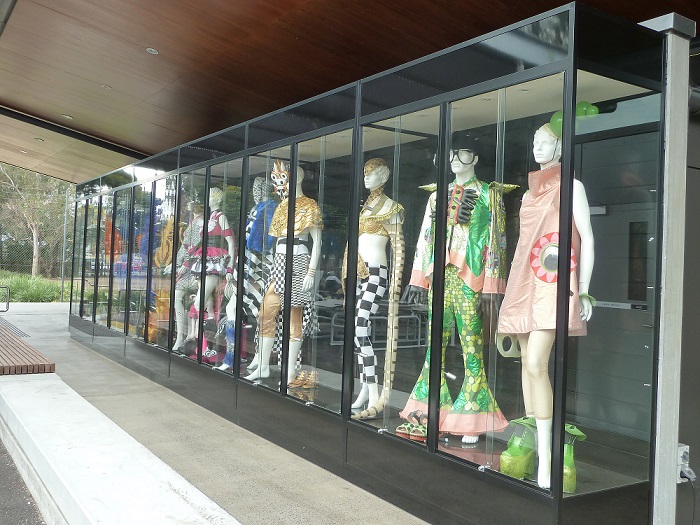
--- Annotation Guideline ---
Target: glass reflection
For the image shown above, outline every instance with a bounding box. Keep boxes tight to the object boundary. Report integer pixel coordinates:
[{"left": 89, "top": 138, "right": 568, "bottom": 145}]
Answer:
[
  {"left": 349, "top": 158, "right": 404, "bottom": 417},
  {"left": 95, "top": 195, "right": 112, "bottom": 326},
  {"left": 401, "top": 131, "right": 509, "bottom": 445},
  {"left": 282, "top": 131, "right": 352, "bottom": 411},
  {"left": 200, "top": 162, "right": 242, "bottom": 367},
  {"left": 128, "top": 184, "right": 152, "bottom": 338},
  {"left": 81, "top": 197, "right": 99, "bottom": 321},
  {"left": 498, "top": 123, "right": 594, "bottom": 491},
  {"left": 171, "top": 172, "right": 206, "bottom": 355},
  {"left": 71, "top": 202, "right": 86, "bottom": 316},
  {"left": 148, "top": 177, "right": 177, "bottom": 346},
  {"left": 110, "top": 190, "right": 131, "bottom": 333},
  {"left": 245, "top": 159, "right": 324, "bottom": 388},
  {"left": 217, "top": 167, "right": 271, "bottom": 373}
]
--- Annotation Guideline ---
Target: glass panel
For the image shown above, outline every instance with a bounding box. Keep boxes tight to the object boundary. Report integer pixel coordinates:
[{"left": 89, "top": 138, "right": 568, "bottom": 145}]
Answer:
[
  {"left": 240, "top": 146, "right": 291, "bottom": 392},
  {"left": 361, "top": 12, "right": 568, "bottom": 116},
  {"left": 423, "top": 91, "right": 511, "bottom": 467},
  {"left": 200, "top": 160, "right": 243, "bottom": 368},
  {"left": 147, "top": 176, "right": 177, "bottom": 346},
  {"left": 576, "top": 6, "right": 663, "bottom": 86},
  {"left": 560, "top": 72, "right": 662, "bottom": 498},
  {"left": 110, "top": 189, "right": 131, "bottom": 333},
  {"left": 71, "top": 201, "right": 86, "bottom": 316},
  {"left": 95, "top": 194, "right": 112, "bottom": 326},
  {"left": 492, "top": 74, "right": 568, "bottom": 491},
  {"left": 180, "top": 126, "right": 246, "bottom": 168},
  {"left": 135, "top": 150, "right": 179, "bottom": 176},
  {"left": 81, "top": 197, "right": 99, "bottom": 321},
  {"left": 281, "top": 130, "right": 353, "bottom": 411},
  {"left": 248, "top": 87, "right": 355, "bottom": 148},
  {"left": 127, "top": 183, "right": 152, "bottom": 338},
  {"left": 102, "top": 166, "right": 136, "bottom": 190},
  {"left": 354, "top": 108, "right": 439, "bottom": 441},
  {"left": 171, "top": 169, "right": 207, "bottom": 357},
  {"left": 574, "top": 71, "right": 659, "bottom": 135}
]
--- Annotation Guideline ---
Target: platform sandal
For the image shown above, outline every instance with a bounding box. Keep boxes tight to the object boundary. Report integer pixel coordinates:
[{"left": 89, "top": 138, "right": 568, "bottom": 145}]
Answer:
[
  {"left": 500, "top": 416, "right": 537, "bottom": 480},
  {"left": 563, "top": 424, "right": 587, "bottom": 494}
]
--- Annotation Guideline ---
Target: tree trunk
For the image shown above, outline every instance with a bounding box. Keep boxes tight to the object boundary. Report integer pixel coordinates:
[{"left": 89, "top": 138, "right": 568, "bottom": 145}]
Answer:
[{"left": 30, "top": 222, "right": 40, "bottom": 277}]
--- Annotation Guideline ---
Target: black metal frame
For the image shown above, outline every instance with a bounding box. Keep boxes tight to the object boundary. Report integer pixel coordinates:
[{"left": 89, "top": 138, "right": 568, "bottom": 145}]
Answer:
[{"left": 68, "top": 5, "right": 668, "bottom": 524}]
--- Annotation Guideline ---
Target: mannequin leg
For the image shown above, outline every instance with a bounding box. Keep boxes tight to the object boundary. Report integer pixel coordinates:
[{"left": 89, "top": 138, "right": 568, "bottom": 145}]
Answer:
[
  {"left": 173, "top": 289, "right": 187, "bottom": 350},
  {"left": 245, "top": 284, "right": 280, "bottom": 381},
  {"left": 351, "top": 384, "right": 369, "bottom": 409},
  {"left": 244, "top": 336, "right": 273, "bottom": 380},
  {"left": 288, "top": 340, "right": 303, "bottom": 383},
  {"left": 197, "top": 274, "right": 220, "bottom": 322},
  {"left": 351, "top": 269, "right": 385, "bottom": 408},
  {"left": 187, "top": 303, "right": 198, "bottom": 341},
  {"left": 519, "top": 329, "right": 555, "bottom": 489},
  {"left": 215, "top": 291, "right": 237, "bottom": 371},
  {"left": 536, "top": 418, "right": 553, "bottom": 489},
  {"left": 287, "top": 306, "right": 305, "bottom": 383},
  {"left": 517, "top": 334, "right": 535, "bottom": 418}
]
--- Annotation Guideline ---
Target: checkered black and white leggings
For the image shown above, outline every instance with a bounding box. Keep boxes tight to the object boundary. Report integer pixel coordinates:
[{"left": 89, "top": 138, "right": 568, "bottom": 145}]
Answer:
[{"left": 354, "top": 263, "right": 388, "bottom": 385}]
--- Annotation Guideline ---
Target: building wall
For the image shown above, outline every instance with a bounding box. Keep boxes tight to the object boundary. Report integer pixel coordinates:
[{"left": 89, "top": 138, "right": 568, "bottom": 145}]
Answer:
[{"left": 677, "top": 117, "right": 700, "bottom": 524}]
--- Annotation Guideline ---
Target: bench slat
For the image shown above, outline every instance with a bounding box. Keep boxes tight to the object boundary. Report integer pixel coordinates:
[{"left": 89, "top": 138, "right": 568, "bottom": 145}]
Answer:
[{"left": 0, "top": 324, "right": 55, "bottom": 375}]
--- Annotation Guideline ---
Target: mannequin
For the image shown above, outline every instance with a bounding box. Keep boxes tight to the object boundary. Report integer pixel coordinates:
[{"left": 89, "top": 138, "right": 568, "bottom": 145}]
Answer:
[
  {"left": 343, "top": 158, "right": 405, "bottom": 417},
  {"left": 183, "top": 188, "right": 236, "bottom": 352},
  {"left": 215, "top": 177, "right": 278, "bottom": 371},
  {"left": 497, "top": 123, "right": 594, "bottom": 489},
  {"left": 399, "top": 131, "right": 511, "bottom": 444},
  {"left": 172, "top": 201, "right": 204, "bottom": 351},
  {"left": 245, "top": 161, "right": 323, "bottom": 383}
]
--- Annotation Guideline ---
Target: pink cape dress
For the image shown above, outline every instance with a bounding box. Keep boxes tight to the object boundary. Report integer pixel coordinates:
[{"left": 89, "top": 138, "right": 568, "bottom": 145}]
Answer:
[{"left": 497, "top": 164, "right": 586, "bottom": 336}]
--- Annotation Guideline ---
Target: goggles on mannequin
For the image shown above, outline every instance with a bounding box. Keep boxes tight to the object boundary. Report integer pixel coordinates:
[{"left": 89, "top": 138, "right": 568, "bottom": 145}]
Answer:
[
  {"left": 433, "top": 149, "right": 476, "bottom": 167},
  {"left": 449, "top": 149, "right": 476, "bottom": 165}
]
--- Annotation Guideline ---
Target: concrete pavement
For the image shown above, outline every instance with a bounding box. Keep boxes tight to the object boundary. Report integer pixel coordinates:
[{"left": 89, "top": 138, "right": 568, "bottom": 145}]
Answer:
[{"left": 0, "top": 303, "right": 428, "bottom": 525}]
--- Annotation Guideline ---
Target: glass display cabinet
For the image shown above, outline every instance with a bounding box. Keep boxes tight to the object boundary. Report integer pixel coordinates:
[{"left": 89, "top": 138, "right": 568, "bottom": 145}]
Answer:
[{"left": 69, "top": 4, "right": 684, "bottom": 524}]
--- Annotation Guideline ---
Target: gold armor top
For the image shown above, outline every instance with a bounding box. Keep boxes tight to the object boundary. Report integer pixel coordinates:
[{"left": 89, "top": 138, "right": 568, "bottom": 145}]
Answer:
[
  {"left": 358, "top": 190, "right": 405, "bottom": 238},
  {"left": 343, "top": 188, "right": 404, "bottom": 280},
  {"left": 269, "top": 195, "right": 323, "bottom": 237},
  {"left": 358, "top": 203, "right": 405, "bottom": 237}
]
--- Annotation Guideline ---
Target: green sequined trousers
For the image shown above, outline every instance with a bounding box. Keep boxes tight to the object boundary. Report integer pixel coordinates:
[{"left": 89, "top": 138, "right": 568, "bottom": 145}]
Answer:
[{"left": 407, "top": 266, "right": 502, "bottom": 424}]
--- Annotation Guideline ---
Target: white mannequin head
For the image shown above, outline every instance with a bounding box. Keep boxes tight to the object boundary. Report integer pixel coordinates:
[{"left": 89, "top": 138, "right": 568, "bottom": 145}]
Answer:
[
  {"left": 363, "top": 158, "right": 391, "bottom": 190},
  {"left": 449, "top": 132, "right": 480, "bottom": 179},
  {"left": 533, "top": 124, "right": 562, "bottom": 168},
  {"left": 209, "top": 187, "right": 224, "bottom": 210}
]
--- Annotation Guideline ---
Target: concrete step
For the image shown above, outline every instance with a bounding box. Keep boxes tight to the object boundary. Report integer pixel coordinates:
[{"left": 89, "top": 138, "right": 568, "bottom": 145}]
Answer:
[{"left": 0, "top": 373, "right": 241, "bottom": 525}]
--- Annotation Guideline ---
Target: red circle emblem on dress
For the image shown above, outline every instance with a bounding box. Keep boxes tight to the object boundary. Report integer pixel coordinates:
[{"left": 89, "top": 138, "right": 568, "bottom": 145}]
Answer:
[{"left": 530, "top": 232, "right": 576, "bottom": 283}]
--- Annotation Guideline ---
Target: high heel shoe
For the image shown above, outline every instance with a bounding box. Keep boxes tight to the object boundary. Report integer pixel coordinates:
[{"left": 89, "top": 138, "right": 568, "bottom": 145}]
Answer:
[
  {"left": 563, "top": 424, "right": 587, "bottom": 494},
  {"left": 500, "top": 416, "right": 536, "bottom": 480}
]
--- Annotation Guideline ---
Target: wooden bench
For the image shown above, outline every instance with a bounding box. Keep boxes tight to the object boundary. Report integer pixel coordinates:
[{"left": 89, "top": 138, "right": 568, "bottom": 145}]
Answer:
[{"left": 0, "top": 323, "right": 55, "bottom": 375}]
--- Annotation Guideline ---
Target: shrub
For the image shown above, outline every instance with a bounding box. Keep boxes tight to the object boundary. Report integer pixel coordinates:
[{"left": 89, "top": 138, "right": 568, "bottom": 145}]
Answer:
[{"left": 0, "top": 270, "right": 63, "bottom": 302}]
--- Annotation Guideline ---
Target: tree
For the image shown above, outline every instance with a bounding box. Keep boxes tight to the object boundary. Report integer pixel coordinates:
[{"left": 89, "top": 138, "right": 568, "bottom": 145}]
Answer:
[{"left": 0, "top": 163, "right": 75, "bottom": 277}]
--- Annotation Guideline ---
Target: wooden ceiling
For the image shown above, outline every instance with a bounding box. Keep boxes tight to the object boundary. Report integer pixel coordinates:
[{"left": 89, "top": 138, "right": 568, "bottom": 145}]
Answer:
[{"left": 0, "top": 0, "right": 697, "bottom": 184}]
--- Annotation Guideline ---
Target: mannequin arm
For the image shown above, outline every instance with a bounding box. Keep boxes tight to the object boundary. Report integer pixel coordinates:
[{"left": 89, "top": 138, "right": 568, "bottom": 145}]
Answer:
[
  {"left": 573, "top": 180, "right": 595, "bottom": 320},
  {"left": 218, "top": 213, "right": 237, "bottom": 283},
  {"left": 302, "top": 226, "right": 322, "bottom": 292}
]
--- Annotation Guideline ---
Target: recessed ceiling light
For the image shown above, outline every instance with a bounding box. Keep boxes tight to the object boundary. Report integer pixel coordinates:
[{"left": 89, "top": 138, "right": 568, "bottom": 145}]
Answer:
[
  {"left": 34, "top": 137, "right": 44, "bottom": 142},
  {"left": 62, "top": 114, "right": 74, "bottom": 120},
  {"left": 146, "top": 47, "right": 159, "bottom": 55},
  {"left": 101, "top": 84, "right": 112, "bottom": 90}
]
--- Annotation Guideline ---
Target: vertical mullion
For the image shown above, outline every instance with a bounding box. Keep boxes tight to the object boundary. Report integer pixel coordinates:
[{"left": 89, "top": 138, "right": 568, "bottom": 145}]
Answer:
[
  {"left": 426, "top": 101, "right": 451, "bottom": 453},
  {"left": 342, "top": 81, "right": 363, "bottom": 421}
]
